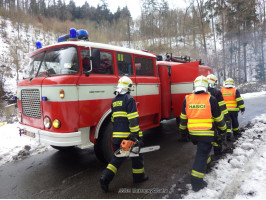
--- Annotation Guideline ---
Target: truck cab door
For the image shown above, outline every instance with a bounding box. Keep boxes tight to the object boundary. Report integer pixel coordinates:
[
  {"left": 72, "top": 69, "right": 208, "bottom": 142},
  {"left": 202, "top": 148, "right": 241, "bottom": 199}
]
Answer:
[
  {"left": 170, "top": 61, "right": 199, "bottom": 117},
  {"left": 134, "top": 56, "right": 160, "bottom": 130}
]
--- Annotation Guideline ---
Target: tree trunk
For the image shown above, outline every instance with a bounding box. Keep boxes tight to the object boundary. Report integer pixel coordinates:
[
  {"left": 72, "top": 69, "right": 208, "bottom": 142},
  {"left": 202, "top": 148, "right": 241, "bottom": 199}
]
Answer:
[
  {"left": 196, "top": 0, "right": 207, "bottom": 55},
  {"left": 237, "top": 29, "right": 241, "bottom": 84},
  {"left": 229, "top": 39, "right": 233, "bottom": 78}
]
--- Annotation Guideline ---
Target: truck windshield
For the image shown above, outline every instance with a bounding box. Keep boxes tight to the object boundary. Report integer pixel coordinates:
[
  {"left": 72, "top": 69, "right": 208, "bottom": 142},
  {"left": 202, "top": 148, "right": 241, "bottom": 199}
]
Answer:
[{"left": 27, "top": 46, "right": 79, "bottom": 78}]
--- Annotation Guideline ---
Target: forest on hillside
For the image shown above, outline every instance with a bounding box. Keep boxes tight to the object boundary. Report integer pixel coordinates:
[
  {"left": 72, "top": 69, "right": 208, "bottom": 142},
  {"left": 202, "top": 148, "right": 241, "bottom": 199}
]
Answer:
[{"left": 0, "top": 0, "right": 265, "bottom": 92}]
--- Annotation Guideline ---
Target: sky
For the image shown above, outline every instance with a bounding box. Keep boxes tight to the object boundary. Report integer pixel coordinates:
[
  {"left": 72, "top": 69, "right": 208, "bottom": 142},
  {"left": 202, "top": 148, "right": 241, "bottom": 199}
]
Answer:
[
  {"left": 68, "top": 0, "right": 188, "bottom": 19},
  {"left": 1, "top": 92, "right": 266, "bottom": 198}
]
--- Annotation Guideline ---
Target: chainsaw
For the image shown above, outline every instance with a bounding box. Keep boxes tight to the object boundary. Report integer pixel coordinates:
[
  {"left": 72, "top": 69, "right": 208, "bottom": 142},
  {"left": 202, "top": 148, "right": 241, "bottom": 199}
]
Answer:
[{"left": 114, "top": 139, "right": 160, "bottom": 157}]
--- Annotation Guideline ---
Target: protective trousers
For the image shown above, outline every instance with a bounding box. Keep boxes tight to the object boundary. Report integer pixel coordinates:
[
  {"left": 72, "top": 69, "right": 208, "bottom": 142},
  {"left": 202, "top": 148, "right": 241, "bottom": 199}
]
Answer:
[
  {"left": 212, "top": 141, "right": 222, "bottom": 156},
  {"left": 191, "top": 141, "right": 212, "bottom": 190},
  {"left": 102, "top": 143, "right": 144, "bottom": 182},
  {"left": 228, "top": 111, "right": 239, "bottom": 134}
]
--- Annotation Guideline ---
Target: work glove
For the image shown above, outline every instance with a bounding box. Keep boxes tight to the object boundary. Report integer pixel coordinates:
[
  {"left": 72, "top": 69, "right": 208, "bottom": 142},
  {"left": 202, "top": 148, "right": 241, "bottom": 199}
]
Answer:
[
  {"left": 127, "top": 132, "right": 139, "bottom": 141},
  {"left": 136, "top": 137, "right": 144, "bottom": 147},
  {"left": 178, "top": 129, "right": 190, "bottom": 142},
  {"left": 178, "top": 133, "right": 190, "bottom": 142},
  {"left": 191, "top": 139, "right": 198, "bottom": 145}
]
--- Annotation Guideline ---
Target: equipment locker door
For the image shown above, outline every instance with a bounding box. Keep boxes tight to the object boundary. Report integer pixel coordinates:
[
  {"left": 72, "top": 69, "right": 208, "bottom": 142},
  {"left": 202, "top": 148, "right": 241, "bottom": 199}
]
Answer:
[{"left": 170, "top": 61, "right": 199, "bottom": 117}]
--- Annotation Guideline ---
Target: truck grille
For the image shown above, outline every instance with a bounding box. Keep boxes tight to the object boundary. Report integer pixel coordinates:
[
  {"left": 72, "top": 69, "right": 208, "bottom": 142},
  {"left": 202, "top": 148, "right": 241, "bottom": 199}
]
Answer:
[{"left": 21, "top": 89, "right": 42, "bottom": 118}]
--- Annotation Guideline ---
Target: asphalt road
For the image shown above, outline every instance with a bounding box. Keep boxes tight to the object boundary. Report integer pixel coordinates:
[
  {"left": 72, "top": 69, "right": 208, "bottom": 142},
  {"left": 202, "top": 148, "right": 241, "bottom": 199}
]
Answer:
[{"left": 0, "top": 94, "right": 265, "bottom": 199}]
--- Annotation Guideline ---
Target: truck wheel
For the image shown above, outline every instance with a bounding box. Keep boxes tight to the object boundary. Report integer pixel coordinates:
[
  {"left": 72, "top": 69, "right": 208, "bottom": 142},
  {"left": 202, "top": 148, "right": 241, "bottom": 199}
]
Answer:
[
  {"left": 94, "top": 120, "right": 113, "bottom": 163},
  {"left": 51, "top": 145, "right": 75, "bottom": 151}
]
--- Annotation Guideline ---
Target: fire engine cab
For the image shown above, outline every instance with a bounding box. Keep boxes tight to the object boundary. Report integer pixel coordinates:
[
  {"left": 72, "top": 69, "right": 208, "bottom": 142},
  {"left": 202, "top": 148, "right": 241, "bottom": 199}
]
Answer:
[{"left": 16, "top": 28, "right": 212, "bottom": 162}]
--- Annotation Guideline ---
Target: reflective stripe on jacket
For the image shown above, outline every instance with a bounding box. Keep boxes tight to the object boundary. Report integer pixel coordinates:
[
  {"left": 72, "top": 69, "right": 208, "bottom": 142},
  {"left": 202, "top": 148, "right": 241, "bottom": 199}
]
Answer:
[{"left": 186, "top": 93, "right": 213, "bottom": 131}]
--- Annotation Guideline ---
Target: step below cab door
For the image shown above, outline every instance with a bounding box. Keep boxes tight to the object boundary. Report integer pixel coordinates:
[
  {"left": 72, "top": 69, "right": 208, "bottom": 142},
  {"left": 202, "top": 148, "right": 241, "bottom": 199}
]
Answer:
[{"left": 170, "top": 61, "right": 199, "bottom": 117}]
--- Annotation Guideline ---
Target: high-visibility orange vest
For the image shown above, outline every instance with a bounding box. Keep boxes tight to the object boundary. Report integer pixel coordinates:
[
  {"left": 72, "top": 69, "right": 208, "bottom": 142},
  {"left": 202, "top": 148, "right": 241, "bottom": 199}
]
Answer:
[
  {"left": 221, "top": 87, "right": 238, "bottom": 111},
  {"left": 186, "top": 93, "right": 213, "bottom": 130}
]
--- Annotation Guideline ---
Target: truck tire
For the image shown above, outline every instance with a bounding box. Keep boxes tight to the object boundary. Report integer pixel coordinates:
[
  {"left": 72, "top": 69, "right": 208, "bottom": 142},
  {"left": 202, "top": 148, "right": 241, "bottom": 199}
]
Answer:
[
  {"left": 94, "top": 120, "right": 113, "bottom": 163},
  {"left": 50, "top": 145, "right": 75, "bottom": 151}
]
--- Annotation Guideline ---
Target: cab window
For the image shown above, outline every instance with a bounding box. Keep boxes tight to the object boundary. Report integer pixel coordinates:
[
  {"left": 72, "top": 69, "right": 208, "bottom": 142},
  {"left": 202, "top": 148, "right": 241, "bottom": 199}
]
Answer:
[
  {"left": 82, "top": 50, "right": 114, "bottom": 75},
  {"left": 135, "top": 56, "right": 154, "bottom": 76},
  {"left": 117, "top": 53, "right": 133, "bottom": 76},
  {"left": 26, "top": 52, "right": 44, "bottom": 78},
  {"left": 37, "top": 46, "right": 79, "bottom": 76}
]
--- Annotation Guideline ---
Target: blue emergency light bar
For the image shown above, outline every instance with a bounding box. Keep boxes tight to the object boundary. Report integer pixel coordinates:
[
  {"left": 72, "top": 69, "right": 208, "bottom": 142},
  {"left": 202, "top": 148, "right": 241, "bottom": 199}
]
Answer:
[
  {"left": 77, "top": 29, "right": 89, "bottom": 40},
  {"left": 57, "top": 34, "right": 69, "bottom": 43},
  {"left": 36, "top": 41, "right": 42, "bottom": 49},
  {"left": 57, "top": 28, "right": 89, "bottom": 42},
  {"left": 69, "top": 28, "right": 77, "bottom": 40}
]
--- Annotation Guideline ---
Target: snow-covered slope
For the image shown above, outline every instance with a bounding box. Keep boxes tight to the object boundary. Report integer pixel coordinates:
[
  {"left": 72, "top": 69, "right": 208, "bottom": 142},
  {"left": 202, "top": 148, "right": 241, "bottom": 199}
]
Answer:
[{"left": 0, "top": 17, "right": 57, "bottom": 94}]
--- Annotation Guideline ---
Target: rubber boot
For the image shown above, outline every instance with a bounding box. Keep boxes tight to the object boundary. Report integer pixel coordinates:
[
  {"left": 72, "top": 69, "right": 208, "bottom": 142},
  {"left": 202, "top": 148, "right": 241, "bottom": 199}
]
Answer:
[
  {"left": 133, "top": 173, "right": 149, "bottom": 183},
  {"left": 233, "top": 131, "right": 241, "bottom": 139},
  {"left": 226, "top": 134, "right": 235, "bottom": 142},
  {"left": 100, "top": 174, "right": 111, "bottom": 192},
  {"left": 213, "top": 145, "right": 222, "bottom": 156},
  {"left": 191, "top": 177, "right": 207, "bottom": 192}
]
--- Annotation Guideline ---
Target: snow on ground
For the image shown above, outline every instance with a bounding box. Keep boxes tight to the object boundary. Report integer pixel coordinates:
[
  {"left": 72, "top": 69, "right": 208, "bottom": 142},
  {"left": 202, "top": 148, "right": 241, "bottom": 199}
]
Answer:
[
  {"left": 0, "top": 123, "right": 51, "bottom": 166},
  {"left": 241, "top": 91, "right": 266, "bottom": 99},
  {"left": 177, "top": 113, "right": 266, "bottom": 199},
  {"left": 0, "top": 91, "right": 266, "bottom": 199}
]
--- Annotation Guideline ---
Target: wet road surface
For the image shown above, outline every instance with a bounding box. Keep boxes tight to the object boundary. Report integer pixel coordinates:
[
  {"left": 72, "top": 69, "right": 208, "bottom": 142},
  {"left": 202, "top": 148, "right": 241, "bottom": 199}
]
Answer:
[{"left": 0, "top": 94, "right": 265, "bottom": 198}]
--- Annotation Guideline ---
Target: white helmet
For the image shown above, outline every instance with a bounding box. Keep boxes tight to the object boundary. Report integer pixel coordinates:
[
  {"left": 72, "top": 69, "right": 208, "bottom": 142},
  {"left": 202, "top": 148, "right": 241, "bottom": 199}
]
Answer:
[
  {"left": 193, "top": 75, "right": 208, "bottom": 93},
  {"left": 116, "top": 76, "right": 133, "bottom": 93},
  {"left": 207, "top": 74, "right": 218, "bottom": 88},
  {"left": 224, "top": 78, "right": 235, "bottom": 88}
]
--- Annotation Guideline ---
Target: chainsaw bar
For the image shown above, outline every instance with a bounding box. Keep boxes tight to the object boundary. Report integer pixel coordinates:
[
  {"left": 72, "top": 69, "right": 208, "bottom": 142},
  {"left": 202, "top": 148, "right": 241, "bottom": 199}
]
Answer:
[{"left": 114, "top": 145, "right": 160, "bottom": 157}]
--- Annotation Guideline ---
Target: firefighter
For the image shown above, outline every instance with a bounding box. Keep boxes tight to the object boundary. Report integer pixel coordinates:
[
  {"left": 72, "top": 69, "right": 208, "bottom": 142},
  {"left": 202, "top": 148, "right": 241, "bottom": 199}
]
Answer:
[
  {"left": 100, "top": 76, "right": 148, "bottom": 192},
  {"left": 221, "top": 78, "right": 245, "bottom": 141},
  {"left": 179, "top": 75, "right": 226, "bottom": 192},
  {"left": 207, "top": 74, "right": 229, "bottom": 155}
]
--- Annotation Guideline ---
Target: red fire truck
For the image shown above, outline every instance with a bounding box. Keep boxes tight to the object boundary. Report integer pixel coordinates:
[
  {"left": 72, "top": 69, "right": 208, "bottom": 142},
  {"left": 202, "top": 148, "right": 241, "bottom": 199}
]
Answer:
[{"left": 16, "top": 28, "right": 212, "bottom": 162}]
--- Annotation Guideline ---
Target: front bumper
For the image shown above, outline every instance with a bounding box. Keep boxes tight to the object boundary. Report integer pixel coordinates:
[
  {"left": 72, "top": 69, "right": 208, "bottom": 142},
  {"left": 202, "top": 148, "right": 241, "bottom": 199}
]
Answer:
[{"left": 18, "top": 123, "right": 93, "bottom": 149}]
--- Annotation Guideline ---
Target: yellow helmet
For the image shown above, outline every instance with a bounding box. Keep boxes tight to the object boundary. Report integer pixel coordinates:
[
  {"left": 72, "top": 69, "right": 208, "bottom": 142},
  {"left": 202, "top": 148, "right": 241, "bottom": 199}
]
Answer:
[
  {"left": 194, "top": 75, "right": 208, "bottom": 92},
  {"left": 116, "top": 76, "right": 133, "bottom": 91},
  {"left": 224, "top": 78, "right": 235, "bottom": 88},
  {"left": 207, "top": 74, "right": 218, "bottom": 88}
]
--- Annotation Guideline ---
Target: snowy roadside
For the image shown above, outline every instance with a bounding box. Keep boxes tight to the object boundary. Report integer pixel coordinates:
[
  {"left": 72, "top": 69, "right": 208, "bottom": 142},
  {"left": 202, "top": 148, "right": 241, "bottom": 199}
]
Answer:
[
  {"left": 0, "top": 91, "right": 266, "bottom": 199},
  {"left": 0, "top": 123, "right": 51, "bottom": 166},
  {"left": 178, "top": 113, "right": 266, "bottom": 199}
]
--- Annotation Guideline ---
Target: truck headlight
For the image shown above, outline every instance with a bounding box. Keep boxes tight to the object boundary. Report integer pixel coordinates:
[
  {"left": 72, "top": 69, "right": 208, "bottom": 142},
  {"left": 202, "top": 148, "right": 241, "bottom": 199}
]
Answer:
[
  {"left": 44, "top": 117, "right": 51, "bottom": 129},
  {"left": 53, "top": 119, "right": 61, "bottom": 129},
  {"left": 59, "top": 89, "right": 65, "bottom": 99}
]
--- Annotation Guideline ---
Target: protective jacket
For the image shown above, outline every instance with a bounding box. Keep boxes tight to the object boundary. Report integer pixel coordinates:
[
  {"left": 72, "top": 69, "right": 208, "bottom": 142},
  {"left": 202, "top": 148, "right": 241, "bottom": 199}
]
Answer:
[
  {"left": 179, "top": 92, "right": 226, "bottom": 143},
  {"left": 221, "top": 87, "right": 245, "bottom": 112},
  {"left": 209, "top": 88, "right": 229, "bottom": 121},
  {"left": 111, "top": 93, "right": 142, "bottom": 144}
]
